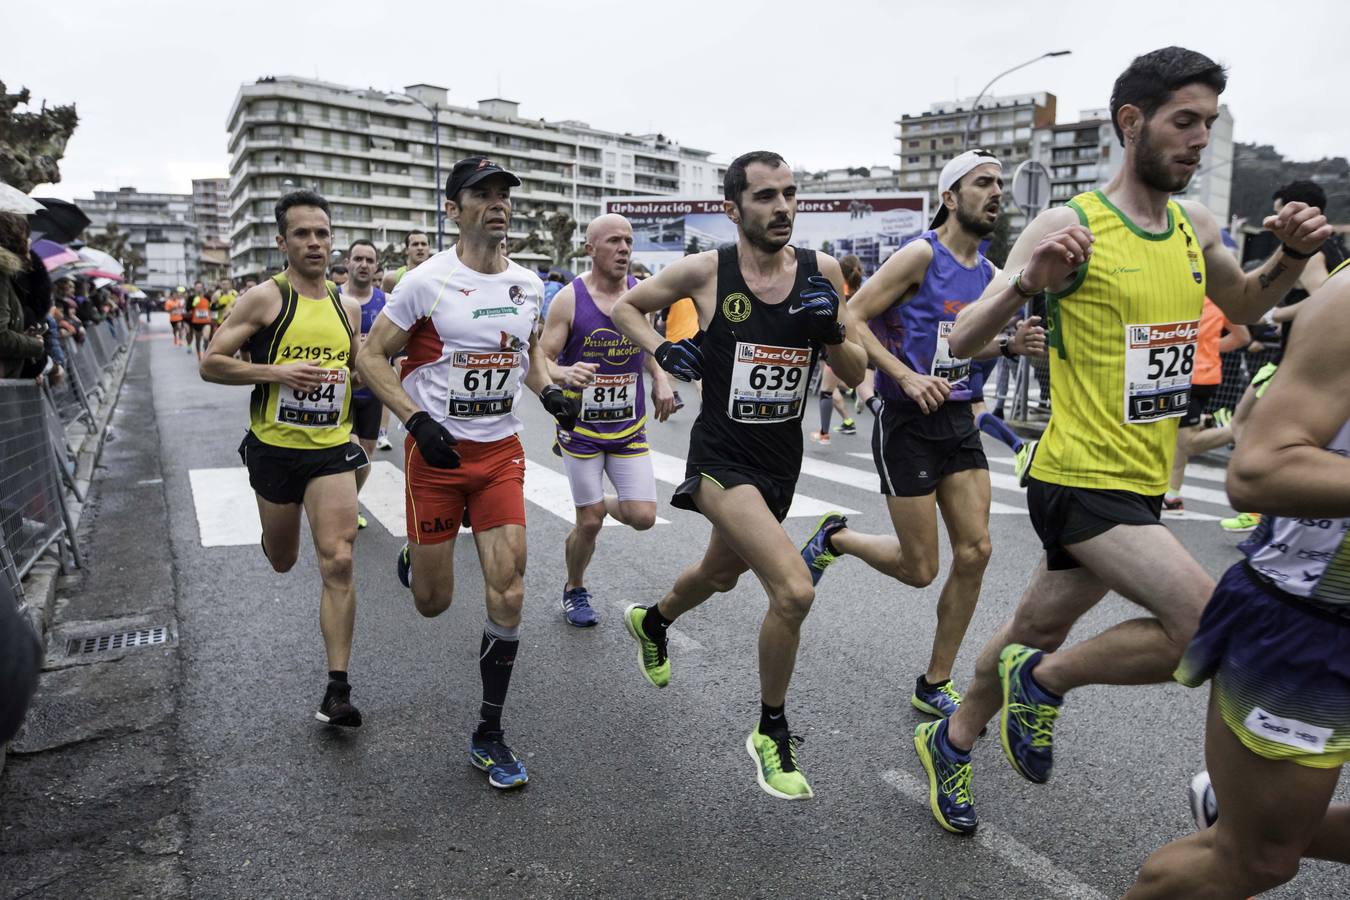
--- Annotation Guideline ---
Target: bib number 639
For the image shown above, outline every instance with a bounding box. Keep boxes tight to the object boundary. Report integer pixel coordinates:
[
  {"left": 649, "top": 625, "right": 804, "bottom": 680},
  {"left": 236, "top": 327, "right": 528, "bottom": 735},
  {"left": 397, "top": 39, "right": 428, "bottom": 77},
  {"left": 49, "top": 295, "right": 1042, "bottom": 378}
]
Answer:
[{"left": 748, "top": 364, "right": 802, "bottom": 391}]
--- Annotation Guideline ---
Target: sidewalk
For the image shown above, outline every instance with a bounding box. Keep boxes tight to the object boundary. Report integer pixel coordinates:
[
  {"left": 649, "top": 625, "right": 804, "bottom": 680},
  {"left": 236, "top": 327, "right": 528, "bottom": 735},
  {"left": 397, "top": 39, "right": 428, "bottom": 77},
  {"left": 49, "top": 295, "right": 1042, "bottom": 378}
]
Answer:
[{"left": 0, "top": 330, "right": 188, "bottom": 897}]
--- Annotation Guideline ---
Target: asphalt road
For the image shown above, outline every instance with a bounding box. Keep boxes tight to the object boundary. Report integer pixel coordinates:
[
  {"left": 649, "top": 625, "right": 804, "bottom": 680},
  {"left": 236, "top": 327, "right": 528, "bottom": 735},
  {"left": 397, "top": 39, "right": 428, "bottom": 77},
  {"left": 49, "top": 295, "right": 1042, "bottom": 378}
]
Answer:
[{"left": 34, "top": 317, "right": 1350, "bottom": 898}]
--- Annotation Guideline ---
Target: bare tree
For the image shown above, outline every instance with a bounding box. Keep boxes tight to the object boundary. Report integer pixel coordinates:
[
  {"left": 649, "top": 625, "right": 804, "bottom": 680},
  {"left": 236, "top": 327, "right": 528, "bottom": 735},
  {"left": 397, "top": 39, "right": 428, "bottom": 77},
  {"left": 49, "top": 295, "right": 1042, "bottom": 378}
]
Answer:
[{"left": 0, "top": 80, "right": 78, "bottom": 192}]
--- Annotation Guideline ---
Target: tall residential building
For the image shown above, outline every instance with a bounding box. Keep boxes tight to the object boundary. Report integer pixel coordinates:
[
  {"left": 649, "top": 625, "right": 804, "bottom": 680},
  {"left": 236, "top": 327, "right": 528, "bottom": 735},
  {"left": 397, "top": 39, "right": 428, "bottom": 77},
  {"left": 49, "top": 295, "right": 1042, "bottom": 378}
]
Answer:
[
  {"left": 795, "top": 166, "right": 899, "bottom": 194},
  {"left": 225, "top": 77, "right": 722, "bottom": 278},
  {"left": 896, "top": 93, "right": 1057, "bottom": 210},
  {"left": 1031, "top": 105, "right": 1234, "bottom": 221},
  {"left": 192, "top": 177, "right": 230, "bottom": 242},
  {"left": 78, "top": 187, "right": 199, "bottom": 292}
]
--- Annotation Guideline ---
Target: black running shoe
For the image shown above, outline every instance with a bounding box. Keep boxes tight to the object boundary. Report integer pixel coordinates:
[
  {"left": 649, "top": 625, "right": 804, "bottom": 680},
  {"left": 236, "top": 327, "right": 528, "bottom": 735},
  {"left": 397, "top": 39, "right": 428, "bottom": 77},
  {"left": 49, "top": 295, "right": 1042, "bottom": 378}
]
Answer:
[{"left": 315, "top": 681, "right": 362, "bottom": 728}]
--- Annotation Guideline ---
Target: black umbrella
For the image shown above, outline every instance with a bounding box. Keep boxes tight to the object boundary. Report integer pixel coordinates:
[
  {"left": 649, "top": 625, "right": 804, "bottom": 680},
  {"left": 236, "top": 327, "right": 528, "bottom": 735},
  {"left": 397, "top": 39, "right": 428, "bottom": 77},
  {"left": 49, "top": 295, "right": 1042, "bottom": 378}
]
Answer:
[{"left": 28, "top": 197, "right": 91, "bottom": 244}]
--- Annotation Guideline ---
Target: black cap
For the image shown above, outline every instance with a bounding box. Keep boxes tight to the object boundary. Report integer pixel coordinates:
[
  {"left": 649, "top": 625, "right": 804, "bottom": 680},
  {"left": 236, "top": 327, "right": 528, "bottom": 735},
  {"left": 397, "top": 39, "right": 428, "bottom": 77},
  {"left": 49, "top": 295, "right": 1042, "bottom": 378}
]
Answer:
[{"left": 445, "top": 156, "right": 522, "bottom": 200}]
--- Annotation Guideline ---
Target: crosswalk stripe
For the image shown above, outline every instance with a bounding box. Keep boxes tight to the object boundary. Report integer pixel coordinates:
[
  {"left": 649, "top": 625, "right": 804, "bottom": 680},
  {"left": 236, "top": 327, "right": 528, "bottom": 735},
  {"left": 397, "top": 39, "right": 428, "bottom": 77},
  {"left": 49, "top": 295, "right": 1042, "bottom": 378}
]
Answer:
[
  {"left": 189, "top": 467, "right": 261, "bottom": 547},
  {"left": 359, "top": 461, "right": 434, "bottom": 537},
  {"left": 646, "top": 450, "right": 859, "bottom": 518},
  {"left": 524, "top": 460, "right": 669, "bottom": 527},
  {"left": 818, "top": 454, "right": 1023, "bottom": 515}
]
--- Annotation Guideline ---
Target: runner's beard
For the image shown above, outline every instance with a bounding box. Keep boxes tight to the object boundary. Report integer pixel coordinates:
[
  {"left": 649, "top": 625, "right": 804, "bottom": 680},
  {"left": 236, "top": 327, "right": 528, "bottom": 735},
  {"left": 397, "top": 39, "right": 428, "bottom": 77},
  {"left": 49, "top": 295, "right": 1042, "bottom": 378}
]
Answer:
[
  {"left": 955, "top": 199, "right": 998, "bottom": 238},
  {"left": 743, "top": 215, "right": 793, "bottom": 254},
  {"left": 1135, "top": 123, "right": 1195, "bottom": 194}
]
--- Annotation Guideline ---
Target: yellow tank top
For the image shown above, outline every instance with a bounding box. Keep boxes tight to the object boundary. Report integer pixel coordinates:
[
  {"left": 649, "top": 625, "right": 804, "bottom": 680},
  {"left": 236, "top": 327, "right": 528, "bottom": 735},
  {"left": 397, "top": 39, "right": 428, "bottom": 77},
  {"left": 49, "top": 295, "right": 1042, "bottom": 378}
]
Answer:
[
  {"left": 214, "top": 291, "right": 238, "bottom": 320},
  {"left": 246, "top": 274, "right": 354, "bottom": 449},
  {"left": 1030, "top": 190, "right": 1207, "bottom": 494}
]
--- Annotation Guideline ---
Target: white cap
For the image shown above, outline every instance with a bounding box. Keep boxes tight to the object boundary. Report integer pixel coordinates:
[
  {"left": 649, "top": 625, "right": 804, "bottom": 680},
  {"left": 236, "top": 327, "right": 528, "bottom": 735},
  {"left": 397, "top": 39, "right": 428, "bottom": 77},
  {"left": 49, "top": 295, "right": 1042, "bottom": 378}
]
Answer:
[{"left": 931, "top": 149, "right": 1002, "bottom": 228}]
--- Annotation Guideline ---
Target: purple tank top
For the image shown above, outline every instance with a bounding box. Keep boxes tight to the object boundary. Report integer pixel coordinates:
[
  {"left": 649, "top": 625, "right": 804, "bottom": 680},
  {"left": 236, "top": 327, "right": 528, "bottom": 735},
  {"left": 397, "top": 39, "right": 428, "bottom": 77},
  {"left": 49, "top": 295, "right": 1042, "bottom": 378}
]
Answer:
[
  {"left": 872, "top": 231, "right": 993, "bottom": 405},
  {"left": 557, "top": 276, "right": 646, "bottom": 443}
]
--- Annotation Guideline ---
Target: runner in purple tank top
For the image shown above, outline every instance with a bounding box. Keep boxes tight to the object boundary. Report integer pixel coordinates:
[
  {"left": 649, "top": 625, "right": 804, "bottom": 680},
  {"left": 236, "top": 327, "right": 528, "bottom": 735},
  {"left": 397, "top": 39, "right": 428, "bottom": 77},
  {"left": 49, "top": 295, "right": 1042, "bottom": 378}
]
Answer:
[
  {"left": 538, "top": 214, "right": 677, "bottom": 626},
  {"left": 798, "top": 150, "right": 1046, "bottom": 737}
]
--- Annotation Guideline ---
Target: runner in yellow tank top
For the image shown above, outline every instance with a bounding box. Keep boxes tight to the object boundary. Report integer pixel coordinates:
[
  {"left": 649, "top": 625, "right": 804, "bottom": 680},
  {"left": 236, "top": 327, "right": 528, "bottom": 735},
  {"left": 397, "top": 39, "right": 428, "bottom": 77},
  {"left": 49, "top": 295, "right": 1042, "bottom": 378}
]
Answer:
[
  {"left": 905, "top": 46, "right": 1334, "bottom": 839},
  {"left": 200, "top": 189, "right": 369, "bottom": 730}
]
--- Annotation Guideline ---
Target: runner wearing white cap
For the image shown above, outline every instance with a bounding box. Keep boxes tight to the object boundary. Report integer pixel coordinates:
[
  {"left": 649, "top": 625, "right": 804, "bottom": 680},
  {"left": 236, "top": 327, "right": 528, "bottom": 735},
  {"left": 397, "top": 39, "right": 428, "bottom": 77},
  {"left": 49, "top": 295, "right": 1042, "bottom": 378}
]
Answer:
[{"left": 801, "top": 148, "right": 1046, "bottom": 722}]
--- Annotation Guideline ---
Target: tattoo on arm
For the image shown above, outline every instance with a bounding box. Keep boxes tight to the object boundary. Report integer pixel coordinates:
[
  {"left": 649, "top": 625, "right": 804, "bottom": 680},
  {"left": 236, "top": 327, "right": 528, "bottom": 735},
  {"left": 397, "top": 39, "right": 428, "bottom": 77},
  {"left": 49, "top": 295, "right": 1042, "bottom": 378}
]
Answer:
[{"left": 1259, "top": 261, "right": 1287, "bottom": 291}]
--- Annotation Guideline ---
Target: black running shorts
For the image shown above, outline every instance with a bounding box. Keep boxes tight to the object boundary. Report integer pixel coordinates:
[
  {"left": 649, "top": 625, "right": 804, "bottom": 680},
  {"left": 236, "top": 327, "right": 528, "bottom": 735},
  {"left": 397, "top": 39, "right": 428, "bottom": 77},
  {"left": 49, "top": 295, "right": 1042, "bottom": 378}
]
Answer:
[
  {"left": 1026, "top": 477, "right": 1164, "bottom": 570},
  {"left": 238, "top": 431, "right": 367, "bottom": 506},
  {"left": 350, "top": 393, "right": 383, "bottom": 441},
  {"left": 672, "top": 465, "right": 796, "bottom": 523},
  {"left": 871, "top": 398, "right": 987, "bottom": 497}
]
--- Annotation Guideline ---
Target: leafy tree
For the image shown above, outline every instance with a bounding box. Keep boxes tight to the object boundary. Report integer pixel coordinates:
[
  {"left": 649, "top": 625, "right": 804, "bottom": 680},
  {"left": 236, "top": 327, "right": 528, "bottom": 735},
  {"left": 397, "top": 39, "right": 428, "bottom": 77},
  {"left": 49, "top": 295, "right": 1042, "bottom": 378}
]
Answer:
[
  {"left": 0, "top": 80, "right": 78, "bottom": 192},
  {"left": 86, "top": 224, "right": 146, "bottom": 283}
]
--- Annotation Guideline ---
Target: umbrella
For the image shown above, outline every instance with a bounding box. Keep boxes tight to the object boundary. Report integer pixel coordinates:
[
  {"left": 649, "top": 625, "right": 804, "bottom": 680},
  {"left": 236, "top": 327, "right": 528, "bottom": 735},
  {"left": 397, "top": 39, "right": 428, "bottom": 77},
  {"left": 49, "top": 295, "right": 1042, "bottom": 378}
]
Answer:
[
  {"left": 32, "top": 238, "right": 81, "bottom": 271},
  {"left": 79, "top": 269, "right": 123, "bottom": 281},
  {"left": 77, "top": 246, "right": 124, "bottom": 276},
  {"left": 28, "top": 197, "right": 90, "bottom": 244},
  {"left": 0, "top": 182, "right": 43, "bottom": 215}
]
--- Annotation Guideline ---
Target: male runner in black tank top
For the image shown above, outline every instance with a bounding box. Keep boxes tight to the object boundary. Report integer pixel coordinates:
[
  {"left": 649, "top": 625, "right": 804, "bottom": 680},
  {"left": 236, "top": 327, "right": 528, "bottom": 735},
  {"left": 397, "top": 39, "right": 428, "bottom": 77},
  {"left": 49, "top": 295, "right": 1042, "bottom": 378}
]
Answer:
[{"left": 612, "top": 151, "right": 868, "bottom": 800}]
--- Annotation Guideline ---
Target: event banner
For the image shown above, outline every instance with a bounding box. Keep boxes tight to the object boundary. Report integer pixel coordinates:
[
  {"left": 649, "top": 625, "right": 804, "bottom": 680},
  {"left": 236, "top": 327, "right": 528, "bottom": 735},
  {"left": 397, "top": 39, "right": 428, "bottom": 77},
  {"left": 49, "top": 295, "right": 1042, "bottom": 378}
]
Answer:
[{"left": 603, "top": 193, "right": 930, "bottom": 276}]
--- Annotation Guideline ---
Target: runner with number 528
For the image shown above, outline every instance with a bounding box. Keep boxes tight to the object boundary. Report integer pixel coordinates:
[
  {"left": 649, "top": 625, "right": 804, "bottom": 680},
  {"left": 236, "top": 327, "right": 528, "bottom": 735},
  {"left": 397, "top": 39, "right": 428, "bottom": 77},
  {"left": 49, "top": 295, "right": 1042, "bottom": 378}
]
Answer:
[{"left": 908, "top": 46, "right": 1334, "bottom": 837}]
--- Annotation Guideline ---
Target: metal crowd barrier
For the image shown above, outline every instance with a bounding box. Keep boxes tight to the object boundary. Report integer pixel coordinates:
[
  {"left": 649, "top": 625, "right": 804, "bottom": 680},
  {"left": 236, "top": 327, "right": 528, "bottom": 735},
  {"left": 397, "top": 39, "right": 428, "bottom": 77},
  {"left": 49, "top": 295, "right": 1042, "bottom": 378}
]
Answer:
[{"left": 0, "top": 313, "right": 138, "bottom": 598}]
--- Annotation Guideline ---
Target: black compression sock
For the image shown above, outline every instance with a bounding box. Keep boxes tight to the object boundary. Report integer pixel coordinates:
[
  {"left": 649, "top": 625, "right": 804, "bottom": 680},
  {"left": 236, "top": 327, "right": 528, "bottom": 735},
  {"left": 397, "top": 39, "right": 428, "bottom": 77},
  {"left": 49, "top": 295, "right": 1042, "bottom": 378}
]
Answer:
[
  {"left": 641, "top": 604, "right": 672, "bottom": 642},
  {"left": 759, "top": 702, "right": 787, "bottom": 735},
  {"left": 328, "top": 670, "right": 348, "bottom": 684},
  {"left": 818, "top": 392, "right": 834, "bottom": 433},
  {"left": 478, "top": 624, "right": 519, "bottom": 735}
]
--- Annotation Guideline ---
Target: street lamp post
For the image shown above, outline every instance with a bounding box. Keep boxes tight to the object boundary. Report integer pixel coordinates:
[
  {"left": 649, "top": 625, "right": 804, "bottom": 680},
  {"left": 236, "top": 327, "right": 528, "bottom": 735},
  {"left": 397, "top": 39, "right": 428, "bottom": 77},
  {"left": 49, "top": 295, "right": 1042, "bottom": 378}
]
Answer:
[
  {"left": 387, "top": 93, "right": 443, "bottom": 251},
  {"left": 962, "top": 50, "right": 1072, "bottom": 149}
]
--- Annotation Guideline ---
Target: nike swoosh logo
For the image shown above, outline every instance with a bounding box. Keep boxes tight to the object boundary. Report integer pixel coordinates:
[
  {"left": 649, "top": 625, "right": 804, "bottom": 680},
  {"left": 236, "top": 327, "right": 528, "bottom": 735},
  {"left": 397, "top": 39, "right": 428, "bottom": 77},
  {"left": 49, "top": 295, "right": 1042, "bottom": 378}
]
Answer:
[
  {"left": 345, "top": 450, "right": 362, "bottom": 462},
  {"left": 787, "top": 305, "right": 806, "bottom": 315}
]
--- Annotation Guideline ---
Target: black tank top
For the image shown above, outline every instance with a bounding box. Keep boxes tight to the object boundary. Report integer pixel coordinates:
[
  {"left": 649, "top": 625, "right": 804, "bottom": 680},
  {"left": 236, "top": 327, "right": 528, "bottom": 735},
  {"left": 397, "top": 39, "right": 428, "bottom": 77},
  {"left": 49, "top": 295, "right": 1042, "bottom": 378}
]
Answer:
[{"left": 687, "top": 244, "right": 821, "bottom": 483}]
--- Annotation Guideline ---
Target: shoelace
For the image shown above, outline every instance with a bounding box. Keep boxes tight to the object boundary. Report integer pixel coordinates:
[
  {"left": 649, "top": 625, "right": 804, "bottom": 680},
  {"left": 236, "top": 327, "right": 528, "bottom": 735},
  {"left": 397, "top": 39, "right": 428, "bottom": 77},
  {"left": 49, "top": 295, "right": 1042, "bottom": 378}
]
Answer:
[
  {"left": 763, "top": 732, "right": 805, "bottom": 775},
  {"left": 939, "top": 757, "right": 974, "bottom": 806},
  {"left": 640, "top": 624, "right": 668, "bottom": 665},
  {"left": 937, "top": 682, "right": 963, "bottom": 705},
  {"left": 1008, "top": 700, "right": 1060, "bottom": 748},
  {"left": 565, "top": 589, "right": 593, "bottom": 611},
  {"left": 476, "top": 733, "right": 516, "bottom": 765}
]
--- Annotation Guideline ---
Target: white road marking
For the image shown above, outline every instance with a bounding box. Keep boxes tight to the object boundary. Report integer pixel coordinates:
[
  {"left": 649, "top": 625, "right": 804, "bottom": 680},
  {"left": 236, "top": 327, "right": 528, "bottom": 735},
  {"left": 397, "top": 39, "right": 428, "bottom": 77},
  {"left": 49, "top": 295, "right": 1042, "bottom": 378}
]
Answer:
[
  {"left": 646, "top": 450, "right": 858, "bottom": 518},
  {"left": 880, "top": 769, "right": 1109, "bottom": 900},
  {"left": 189, "top": 467, "right": 261, "bottom": 547}
]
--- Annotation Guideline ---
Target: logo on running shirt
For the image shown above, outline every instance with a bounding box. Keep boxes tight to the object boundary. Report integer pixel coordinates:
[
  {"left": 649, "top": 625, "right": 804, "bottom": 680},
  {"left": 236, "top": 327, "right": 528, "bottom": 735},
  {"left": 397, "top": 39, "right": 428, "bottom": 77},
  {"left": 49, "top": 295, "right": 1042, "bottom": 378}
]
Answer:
[
  {"left": 459, "top": 288, "right": 477, "bottom": 296},
  {"left": 1243, "top": 707, "right": 1332, "bottom": 753},
  {"left": 472, "top": 307, "right": 518, "bottom": 319},
  {"left": 499, "top": 331, "right": 523, "bottom": 352},
  {"left": 722, "top": 292, "right": 751, "bottom": 323},
  {"left": 508, "top": 285, "right": 527, "bottom": 306}
]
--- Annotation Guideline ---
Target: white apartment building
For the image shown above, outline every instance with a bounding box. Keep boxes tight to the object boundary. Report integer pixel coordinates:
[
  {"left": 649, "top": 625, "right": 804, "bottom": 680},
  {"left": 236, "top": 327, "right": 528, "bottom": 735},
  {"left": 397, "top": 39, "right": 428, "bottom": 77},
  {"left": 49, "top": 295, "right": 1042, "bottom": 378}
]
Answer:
[
  {"left": 78, "top": 187, "right": 200, "bottom": 292},
  {"left": 796, "top": 166, "right": 899, "bottom": 194},
  {"left": 225, "top": 77, "right": 722, "bottom": 277}
]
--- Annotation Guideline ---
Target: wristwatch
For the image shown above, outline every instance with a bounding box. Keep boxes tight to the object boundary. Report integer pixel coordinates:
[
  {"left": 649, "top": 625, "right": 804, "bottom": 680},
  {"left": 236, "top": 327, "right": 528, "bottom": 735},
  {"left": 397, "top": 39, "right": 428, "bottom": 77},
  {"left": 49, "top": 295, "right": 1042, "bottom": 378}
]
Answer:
[
  {"left": 999, "top": 335, "right": 1016, "bottom": 359},
  {"left": 1009, "top": 270, "right": 1040, "bottom": 299}
]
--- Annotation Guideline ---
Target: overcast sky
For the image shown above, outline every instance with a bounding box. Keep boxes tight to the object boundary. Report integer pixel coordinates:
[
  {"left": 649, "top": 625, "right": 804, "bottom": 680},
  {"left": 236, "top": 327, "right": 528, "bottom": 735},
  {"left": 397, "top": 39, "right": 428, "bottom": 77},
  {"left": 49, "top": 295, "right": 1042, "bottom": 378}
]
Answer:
[{"left": 11, "top": 0, "right": 1347, "bottom": 202}]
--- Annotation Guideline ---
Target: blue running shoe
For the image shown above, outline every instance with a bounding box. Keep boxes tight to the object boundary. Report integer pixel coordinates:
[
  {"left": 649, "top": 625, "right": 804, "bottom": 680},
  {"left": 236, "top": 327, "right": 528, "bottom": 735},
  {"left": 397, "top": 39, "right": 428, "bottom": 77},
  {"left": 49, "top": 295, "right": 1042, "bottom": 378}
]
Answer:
[
  {"left": 913, "top": 720, "right": 977, "bottom": 834},
  {"left": 998, "top": 643, "right": 1061, "bottom": 784},
  {"left": 469, "top": 730, "right": 528, "bottom": 789},
  {"left": 912, "top": 676, "right": 962, "bottom": 718},
  {"left": 562, "top": 585, "right": 598, "bottom": 627},
  {"left": 396, "top": 543, "right": 412, "bottom": 589},
  {"left": 800, "top": 513, "right": 847, "bottom": 586}
]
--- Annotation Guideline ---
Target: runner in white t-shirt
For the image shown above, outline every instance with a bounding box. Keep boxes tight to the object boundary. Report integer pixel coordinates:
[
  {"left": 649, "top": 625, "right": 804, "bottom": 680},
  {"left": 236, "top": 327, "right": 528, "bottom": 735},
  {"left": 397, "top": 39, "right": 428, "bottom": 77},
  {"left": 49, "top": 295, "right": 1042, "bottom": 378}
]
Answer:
[{"left": 357, "top": 156, "right": 580, "bottom": 791}]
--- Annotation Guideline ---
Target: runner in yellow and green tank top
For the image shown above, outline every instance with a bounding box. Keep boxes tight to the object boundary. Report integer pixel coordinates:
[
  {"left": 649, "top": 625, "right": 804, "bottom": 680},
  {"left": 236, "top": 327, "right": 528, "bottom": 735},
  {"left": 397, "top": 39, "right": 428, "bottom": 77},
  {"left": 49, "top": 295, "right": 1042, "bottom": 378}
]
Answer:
[
  {"left": 1033, "top": 189, "right": 1206, "bottom": 495},
  {"left": 902, "top": 46, "right": 1336, "bottom": 841}
]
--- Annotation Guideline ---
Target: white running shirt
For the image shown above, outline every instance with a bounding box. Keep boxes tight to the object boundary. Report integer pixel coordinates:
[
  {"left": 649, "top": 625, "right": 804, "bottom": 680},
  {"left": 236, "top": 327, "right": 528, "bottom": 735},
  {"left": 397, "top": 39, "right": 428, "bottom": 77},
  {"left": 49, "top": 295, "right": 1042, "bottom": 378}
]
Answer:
[{"left": 381, "top": 249, "right": 543, "bottom": 442}]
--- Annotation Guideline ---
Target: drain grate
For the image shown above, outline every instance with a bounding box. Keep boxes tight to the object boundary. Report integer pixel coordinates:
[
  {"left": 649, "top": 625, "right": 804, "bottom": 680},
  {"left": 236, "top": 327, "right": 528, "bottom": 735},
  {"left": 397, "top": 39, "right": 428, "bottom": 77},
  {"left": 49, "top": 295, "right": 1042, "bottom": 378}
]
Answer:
[{"left": 66, "top": 626, "right": 169, "bottom": 656}]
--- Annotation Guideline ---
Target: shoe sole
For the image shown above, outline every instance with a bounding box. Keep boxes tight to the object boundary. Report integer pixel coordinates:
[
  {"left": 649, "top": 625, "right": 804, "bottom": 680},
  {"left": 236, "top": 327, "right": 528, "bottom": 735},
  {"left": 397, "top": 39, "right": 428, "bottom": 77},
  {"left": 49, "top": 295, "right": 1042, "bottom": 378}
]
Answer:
[
  {"left": 622, "top": 604, "right": 668, "bottom": 688},
  {"left": 314, "top": 710, "right": 362, "bottom": 728},
  {"left": 799, "top": 512, "right": 843, "bottom": 586},
  {"left": 998, "top": 647, "right": 1049, "bottom": 784},
  {"left": 470, "top": 755, "right": 529, "bottom": 789},
  {"left": 1188, "top": 772, "right": 1215, "bottom": 831},
  {"left": 913, "top": 725, "right": 975, "bottom": 834},
  {"left": 745, "top": 734, "right": 813, "bottom": 801},
  {"left": 911, "top": 694, "right": 956, "bottom": 718},
  {"left": 1221, "top": 525, "right": 1258, "bottom": 533}
]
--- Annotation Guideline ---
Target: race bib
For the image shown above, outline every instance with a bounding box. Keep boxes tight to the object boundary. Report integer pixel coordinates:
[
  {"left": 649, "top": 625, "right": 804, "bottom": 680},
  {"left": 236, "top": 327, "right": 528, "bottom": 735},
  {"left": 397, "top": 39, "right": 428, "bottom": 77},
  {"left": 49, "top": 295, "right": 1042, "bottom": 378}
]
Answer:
[
  {"left": 930, "top": 320, "right": 971, "bottom": 386},
  {"left": 276, "top": 368, "right": 347, "bottom": 428},
  {"left": 1123, "top": 320, "right": 1198, "bottom": 423},
  {"left": 447, "top": 349, "right": 522, "bottom": 419},
  {"left": 728, "top": 342, "right": 811, "bottom": 424},
  {"left": 581, "top": 372, "right": 637, "bottom": 424}
]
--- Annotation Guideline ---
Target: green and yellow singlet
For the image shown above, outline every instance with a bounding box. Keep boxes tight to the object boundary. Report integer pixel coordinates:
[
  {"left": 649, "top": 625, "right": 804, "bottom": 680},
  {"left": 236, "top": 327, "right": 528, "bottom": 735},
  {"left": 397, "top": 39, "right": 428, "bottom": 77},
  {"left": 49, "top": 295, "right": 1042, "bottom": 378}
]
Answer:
[
  {"left": 1031, "top": 190, "right": 1207, "bottom": 495},
  {"left": 246, "top": 273, "right": 355, "bottom": 450}
]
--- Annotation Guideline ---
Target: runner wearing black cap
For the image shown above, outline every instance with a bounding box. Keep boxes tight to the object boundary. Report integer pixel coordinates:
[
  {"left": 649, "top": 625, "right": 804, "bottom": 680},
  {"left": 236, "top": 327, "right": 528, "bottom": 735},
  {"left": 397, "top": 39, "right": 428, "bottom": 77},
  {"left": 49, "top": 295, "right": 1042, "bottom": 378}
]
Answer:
[{"left": 357, "top": 156, "right": 581, "bottom": 790}]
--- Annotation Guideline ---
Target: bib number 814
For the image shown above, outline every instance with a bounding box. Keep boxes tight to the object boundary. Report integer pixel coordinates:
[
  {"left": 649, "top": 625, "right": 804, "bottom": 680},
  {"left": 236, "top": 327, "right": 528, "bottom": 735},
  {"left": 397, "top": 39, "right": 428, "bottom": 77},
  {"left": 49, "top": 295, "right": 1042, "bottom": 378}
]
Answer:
[
  {"left": 748, "top": 364, "right": 803, "bottom": 391},
  {"left": 1147, "top": 344, "right": 1195, "bottom": 380}
]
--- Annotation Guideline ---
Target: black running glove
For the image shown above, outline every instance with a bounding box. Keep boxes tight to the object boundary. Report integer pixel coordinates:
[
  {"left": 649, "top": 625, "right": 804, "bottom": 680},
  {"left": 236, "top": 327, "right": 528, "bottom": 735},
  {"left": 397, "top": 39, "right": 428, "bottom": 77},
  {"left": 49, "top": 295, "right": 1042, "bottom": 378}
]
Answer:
[
  {"left": 540, "top": 384, "right": 582, "bottom": 431},
  {"left": 796, "top": 275, "right": 845, "bottom": 345},
  {"left": 405, "top": 410, "right": 460, "bottom": 469},
  {"left": 654, "top": 337, "right": 705, "bottom": 382}
]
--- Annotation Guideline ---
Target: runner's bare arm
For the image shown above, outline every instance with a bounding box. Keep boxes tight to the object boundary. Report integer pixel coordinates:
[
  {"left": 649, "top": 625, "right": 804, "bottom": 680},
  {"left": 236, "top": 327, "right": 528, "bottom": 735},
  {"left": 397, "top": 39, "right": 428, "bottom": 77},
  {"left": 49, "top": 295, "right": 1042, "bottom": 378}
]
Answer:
[
  {"left": 355, "top": 313, "right": 419, "bottom": 423},
  {"left": 380, "top": 271, "right": 399, "bottom": 294},
  {"left": 1190, "top": 199, "right": 1333, "bottom": 324},
  {"left": 537, "top": 284, "right": 595, "bottom": 387},
  {"left": 815, "top": 253, "right": 867, "bottom": 388},
  {"left": 1218, "top": 322, "right": 1250, "bottom": 352},
  {"left": 1228, "top": 275, "right": 1350, "bottom": 517},
  {"left": 341, "top": 297, "right": 364, "bottom": 389},
  {"left": 524, "top": 336, "right": 556, "bottom": 395},
  {"left": 845, "top": 239, "right": 929, "bottom": 383},
  {"left": 611, "top": 251, "right": 719, "bottom": 353},
  {"left": 645, "top": 352, "right": 675, "bottom": 422},
  {"left": 949, "top": 206, "right": 1083, "bottom": 357},
  {"left": 199, "top": 281, "right": 325, "bottom": 391}
]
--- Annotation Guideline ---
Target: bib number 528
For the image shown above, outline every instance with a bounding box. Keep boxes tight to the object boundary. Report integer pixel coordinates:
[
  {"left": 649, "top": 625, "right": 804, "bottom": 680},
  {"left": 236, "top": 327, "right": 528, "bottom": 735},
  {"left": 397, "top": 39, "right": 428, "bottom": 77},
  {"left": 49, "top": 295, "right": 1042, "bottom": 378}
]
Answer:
[{"left": 1147, "top": 344, "right": 1195, "bottom": 380}]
